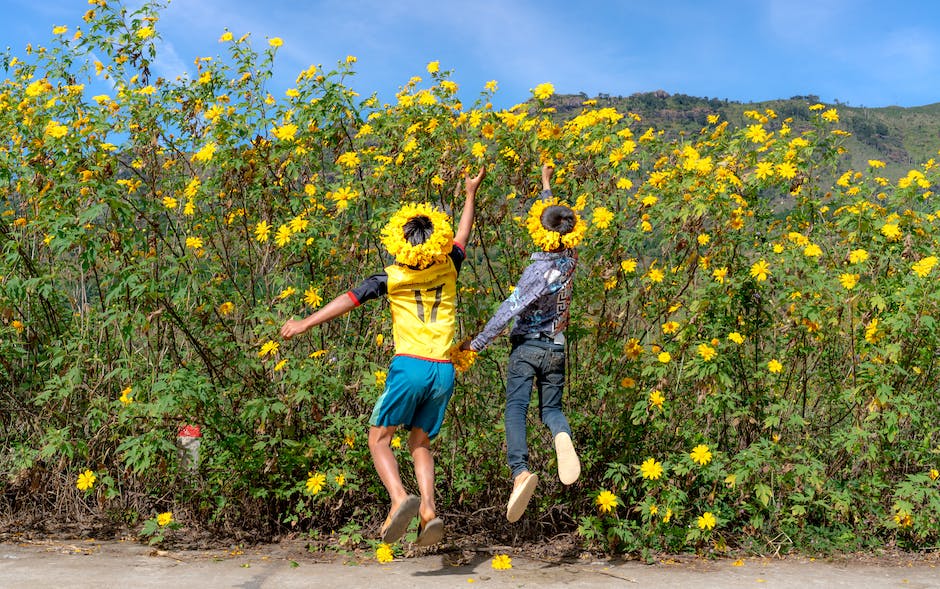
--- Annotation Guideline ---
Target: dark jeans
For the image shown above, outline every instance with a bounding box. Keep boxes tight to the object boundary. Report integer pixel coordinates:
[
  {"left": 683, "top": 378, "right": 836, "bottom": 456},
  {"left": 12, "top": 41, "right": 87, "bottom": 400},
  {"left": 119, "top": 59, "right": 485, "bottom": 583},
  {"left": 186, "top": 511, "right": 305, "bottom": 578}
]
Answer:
[{"left": 505, "top": 339, "right": 572, "bottom": 479}]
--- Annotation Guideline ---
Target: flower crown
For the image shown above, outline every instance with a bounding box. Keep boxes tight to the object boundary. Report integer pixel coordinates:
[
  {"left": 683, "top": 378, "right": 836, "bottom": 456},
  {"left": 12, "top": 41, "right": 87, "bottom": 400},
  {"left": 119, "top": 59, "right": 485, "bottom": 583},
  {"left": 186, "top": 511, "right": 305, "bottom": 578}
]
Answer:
[
  {"left": 525, "top": 197, "right": 587, "bottom": 251},
  {"left": 380, "top": 203, "right": 454, "bottom": 268}
]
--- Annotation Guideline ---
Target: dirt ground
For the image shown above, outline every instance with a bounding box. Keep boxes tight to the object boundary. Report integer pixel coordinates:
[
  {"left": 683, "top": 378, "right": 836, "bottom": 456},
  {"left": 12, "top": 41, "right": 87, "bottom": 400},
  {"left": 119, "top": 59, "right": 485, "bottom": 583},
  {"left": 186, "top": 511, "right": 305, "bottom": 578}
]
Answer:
[{"left": 1, "top": 536, "right": 938, "bottom": 589}]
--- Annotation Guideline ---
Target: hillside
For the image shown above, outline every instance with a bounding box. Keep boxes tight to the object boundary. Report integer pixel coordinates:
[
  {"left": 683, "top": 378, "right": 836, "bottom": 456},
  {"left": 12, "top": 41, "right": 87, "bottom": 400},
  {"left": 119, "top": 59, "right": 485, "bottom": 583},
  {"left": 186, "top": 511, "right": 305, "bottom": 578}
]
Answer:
[{"left": 548, "top": 92, "right": 940, "bottom": 179}]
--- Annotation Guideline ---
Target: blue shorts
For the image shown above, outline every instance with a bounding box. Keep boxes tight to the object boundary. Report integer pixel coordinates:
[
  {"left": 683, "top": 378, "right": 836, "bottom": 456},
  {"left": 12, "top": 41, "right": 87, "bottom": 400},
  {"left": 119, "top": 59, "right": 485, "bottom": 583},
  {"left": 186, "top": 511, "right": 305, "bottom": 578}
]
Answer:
[{"left": 370, "top": 355, "right": 455, "bottom": 439}]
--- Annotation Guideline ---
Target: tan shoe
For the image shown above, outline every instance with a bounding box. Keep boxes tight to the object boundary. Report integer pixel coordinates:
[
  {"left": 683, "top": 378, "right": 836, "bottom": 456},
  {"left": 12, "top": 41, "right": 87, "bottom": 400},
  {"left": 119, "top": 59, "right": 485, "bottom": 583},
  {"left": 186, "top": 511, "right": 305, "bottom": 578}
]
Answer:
[
  {"left": 554, "top": 432, "right": 581, "bottom": 485},
  {"left": 506, "top": 471, "right": 538, "bottom": 523}
]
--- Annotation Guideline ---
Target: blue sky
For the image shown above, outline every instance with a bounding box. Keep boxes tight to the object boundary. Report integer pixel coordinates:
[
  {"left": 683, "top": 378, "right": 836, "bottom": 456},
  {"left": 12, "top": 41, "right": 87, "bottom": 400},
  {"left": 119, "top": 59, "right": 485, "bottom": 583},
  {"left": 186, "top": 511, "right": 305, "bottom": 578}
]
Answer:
[{"left": 3, "top": 0, "right": 940, "bottom": 109}]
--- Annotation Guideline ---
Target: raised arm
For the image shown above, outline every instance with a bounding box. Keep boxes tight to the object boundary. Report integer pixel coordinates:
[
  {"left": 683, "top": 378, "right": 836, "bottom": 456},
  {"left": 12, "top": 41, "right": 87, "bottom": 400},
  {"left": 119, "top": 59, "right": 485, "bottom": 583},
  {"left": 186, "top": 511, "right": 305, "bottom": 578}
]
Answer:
[
  {"left": 280, "top": 292, "right": 357, "bottom": 339},
  {"left": 454, "top": 166, "right": 486, "bottom": 247}
]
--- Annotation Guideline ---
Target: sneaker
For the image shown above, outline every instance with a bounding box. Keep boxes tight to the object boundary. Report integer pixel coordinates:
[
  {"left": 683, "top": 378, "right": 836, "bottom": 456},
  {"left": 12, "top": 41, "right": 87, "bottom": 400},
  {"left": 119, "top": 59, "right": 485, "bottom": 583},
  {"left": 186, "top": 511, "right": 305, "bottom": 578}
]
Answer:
[
  {"left": 554, "top": 432, "right": 581, "bottom": 485},
  {"left": 506, "top": 472, "right": 538, "bottom": 523}
]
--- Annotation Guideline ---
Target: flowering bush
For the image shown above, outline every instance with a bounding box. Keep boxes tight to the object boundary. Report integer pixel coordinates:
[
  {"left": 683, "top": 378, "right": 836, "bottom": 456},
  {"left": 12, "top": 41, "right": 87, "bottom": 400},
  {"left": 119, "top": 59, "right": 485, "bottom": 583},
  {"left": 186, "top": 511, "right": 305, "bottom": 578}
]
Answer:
[{"left": 2, "top": 1, "right": 939, "bottom": 553}]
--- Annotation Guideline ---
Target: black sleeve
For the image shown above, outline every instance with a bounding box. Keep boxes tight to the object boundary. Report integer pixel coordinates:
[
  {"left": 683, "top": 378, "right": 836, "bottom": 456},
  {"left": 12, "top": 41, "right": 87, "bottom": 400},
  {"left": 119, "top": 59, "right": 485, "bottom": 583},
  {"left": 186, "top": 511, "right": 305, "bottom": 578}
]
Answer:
[
  {"left": 450, "top": 242, "right": 466, "bottom": 274},
  {"left": 348, "top": 272, "right": 388, "bottom": 306}
]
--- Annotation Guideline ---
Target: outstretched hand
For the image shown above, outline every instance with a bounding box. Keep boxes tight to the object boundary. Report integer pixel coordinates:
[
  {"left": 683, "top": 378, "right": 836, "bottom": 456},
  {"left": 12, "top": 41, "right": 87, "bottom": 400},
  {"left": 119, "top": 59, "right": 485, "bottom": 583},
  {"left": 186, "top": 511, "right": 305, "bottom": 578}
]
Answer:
[
  {"left": 280, "top": 318, "right": 308, "bottom": 340},
  {"left": 465, "top": 166, "right": 486, "bottom": 195},
  {"left": 541, "top": 164, "right": 554, "bottom": 190}
]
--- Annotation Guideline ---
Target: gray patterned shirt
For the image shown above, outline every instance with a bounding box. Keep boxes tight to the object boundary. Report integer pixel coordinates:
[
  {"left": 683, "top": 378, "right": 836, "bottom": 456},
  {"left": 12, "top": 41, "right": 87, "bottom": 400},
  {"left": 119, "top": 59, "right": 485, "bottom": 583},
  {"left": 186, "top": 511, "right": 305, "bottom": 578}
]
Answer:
[{"left": 469, "top": 191, "right": 578, "bottom": 352}]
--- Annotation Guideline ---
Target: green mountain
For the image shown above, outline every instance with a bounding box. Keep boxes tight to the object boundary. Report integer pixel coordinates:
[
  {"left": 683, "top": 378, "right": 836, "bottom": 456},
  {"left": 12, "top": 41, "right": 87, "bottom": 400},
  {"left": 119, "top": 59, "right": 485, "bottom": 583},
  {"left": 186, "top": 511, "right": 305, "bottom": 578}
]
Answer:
[{"left": 549, "top": 91, "right": 940, "bottom": 179}]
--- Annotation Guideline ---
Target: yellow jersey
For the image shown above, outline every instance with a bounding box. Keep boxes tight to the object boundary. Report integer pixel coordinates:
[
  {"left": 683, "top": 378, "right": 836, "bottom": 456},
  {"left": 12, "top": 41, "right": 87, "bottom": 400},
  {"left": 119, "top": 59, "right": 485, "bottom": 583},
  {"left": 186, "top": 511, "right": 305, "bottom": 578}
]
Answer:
[{"left": 348, "top": 244, "right": 464, "bottom": 361}]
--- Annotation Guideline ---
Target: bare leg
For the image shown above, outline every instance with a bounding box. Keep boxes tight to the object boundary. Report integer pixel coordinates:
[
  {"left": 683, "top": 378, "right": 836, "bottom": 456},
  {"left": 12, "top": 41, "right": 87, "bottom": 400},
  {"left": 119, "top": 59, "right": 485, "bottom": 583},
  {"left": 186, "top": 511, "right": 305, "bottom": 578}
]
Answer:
[
  {"left": 369, "top": 425, "right": 408, "bottom": 512},
  {"left": 408, "top": 427, "right": 436, "bottom": 524}
]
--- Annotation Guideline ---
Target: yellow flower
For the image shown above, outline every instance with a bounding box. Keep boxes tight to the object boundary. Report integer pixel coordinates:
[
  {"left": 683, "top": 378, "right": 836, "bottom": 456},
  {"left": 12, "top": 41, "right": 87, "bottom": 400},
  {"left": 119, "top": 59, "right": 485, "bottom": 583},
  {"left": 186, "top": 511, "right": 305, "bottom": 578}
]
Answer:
[
  {"left": 53, "top": 25, "right": 69, "bottom": 35},
  {"left": 648, "top": 389, "right": 664, "bottom": 409},
  {"left": 271, "top": 123, "right": 298, "bottom": 141},
  {"left": 391, "top": 435, "right": 401, "bottom": 449},
  {"left": 776, "top": 162, "right": 797, "bottom": 180},
  {"left": 374, "top": 370, "right": 387, "bottom": 389},
  {"left": 712, "top": 267, "right": 728, "bottom": 283},
  {"left": 647, "top": 268, "right": 665, "bottom": 283},
  {"left": 662, "top": 321, "right": 680, "bottom": 335},
  {"left": 657, "top": 351, "right": 671, "bottom": 363},
  {"left": 930, "top": 469, "right": 939, "bottom": 481},
  {"left": 471, "top": 142, "right": 487, "bottom": 159},
  {"left": 185, "top": 236, "right": 203, "bottom": 250},
  {"left": 306, "top": 472, "right": 326, "bottom": 494},
  {"left": 76, "top": 470, "right": 96, "bottom": 491},
  {"left": 880, "top": 223, "right": 901, "bottom": 240},
  {"left": 259, "top": 340, "right": 279, "bottom": 357},
  {"left": 194, "top": 142, "right": 216, "bottom": 163},
  {"left": 640, "top": 457, "right": 664, "bottom": 480},
  {"left": 697, "top": 511, "right": 717, "bottom": 531},
  {"left": 728, "top": 332, "right": 745, "bottom": 344},
  {"left": 697, "top": 344, "right": 716, "bottom": 362},
  {"left": 344, "top": 433, "right": 356, "bottom": 447},
  {"left": 336, "top": 151, "right": 360, "bottom": 168},
  {"left": 491, "top": 554, "right": 512, "bottom": 570},
  {"left": 767, "top": 359, "right": 783, "bottom": 374},
  {"left": 219, "top": 31, "right": 234, "bottom": 42},
  {"left": 621, "top": 259, "right": 637, "bottom": 273},
  {"left": 376, "top": 543, "right": 394, "bottom": 563},
  {"left": 532, "top": 83, "right": 554, "bottom": 100},
  {"left": 745, "top": 124, "right": 769, "bottom": 143},
  {"left": 697, "top": 233, "right": 711, "bottom": 246},
  {"left": 592, "top": 207, "right": 614, "bottom": 229},
  {"left": 119, "top": 386, "right": 133, "bottom": 406},
  {"left": 254, "top": 220, "right": 271, "bottom": 243},
  {"left": 45, "top": 121, "right": 68, "bottom": 139},
  {"left": 822, "top": 108, "right": 839, "bottom": 123},
  {"left": 275, "top": 224, "right": 291, "bottom": 247},
  {"left": 376, "top": 333, "right": 385, "bottom": 347},
  {"left": 304, "top": 286, "right": 322, "bottom": 308},
  {"left": 450, "top": 344, "right": 477, "bottom": 373},
  {"left": 803, "top": 244, "right": 822, "bottom": 257},
  {"left": 334, "top": 473, "right": 346, "bottom": 487},
  {"left": 162, "top": 196, "right": 178, "bottom": 210},
  {"left": 849, "top": 249, "right": 869, "bottom": 263},
  {"left": 864, "top": 318, "right": 880, "bottom": 344},
  {"left": 911, "top": 256, "right": 938, "bottom": 278},
  {"left": 595, "top": 490, "right": 619, "bottom": 514},
  {"left": 381, "top": 203, "right": 453, "bottom": 268},
  {"left": 156, "top": 512, "right": 173, "bottom": 527},
  {"left": 277, "top": 287, "right": 296, "bottom": 300},
  {"left": 839, "top": 273, "right": 859, "bottom": 290},
  {"left": 273, "top": 358, "right": 288, "bottom": 371},
  {"left": 749, "top": 259, "right": 770, "bottom": 282},
  {"left": 690, "top": 444, "right": 712, "bottom": 466},
  {"left": 268, "top": 37, "right": 283, "bottom": 48},
  {"left": 426, "top": 60, "right": 440, "bottom": 73}
]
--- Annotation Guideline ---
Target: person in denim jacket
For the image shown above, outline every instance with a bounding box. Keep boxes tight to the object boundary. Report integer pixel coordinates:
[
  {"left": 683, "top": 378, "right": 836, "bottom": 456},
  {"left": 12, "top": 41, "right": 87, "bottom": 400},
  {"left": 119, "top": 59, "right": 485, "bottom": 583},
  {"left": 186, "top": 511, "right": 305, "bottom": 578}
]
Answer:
[{"left": 462, "top": 164, "right": 583, "bottom": 523}]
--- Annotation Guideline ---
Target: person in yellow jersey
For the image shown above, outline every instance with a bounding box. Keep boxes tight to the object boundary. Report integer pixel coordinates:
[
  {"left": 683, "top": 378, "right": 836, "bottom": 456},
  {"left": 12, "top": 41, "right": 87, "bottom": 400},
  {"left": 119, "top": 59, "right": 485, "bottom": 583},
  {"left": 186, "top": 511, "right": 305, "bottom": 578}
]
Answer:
[{"left": 280, "top": 167, "right": 485, "bottom": 547}]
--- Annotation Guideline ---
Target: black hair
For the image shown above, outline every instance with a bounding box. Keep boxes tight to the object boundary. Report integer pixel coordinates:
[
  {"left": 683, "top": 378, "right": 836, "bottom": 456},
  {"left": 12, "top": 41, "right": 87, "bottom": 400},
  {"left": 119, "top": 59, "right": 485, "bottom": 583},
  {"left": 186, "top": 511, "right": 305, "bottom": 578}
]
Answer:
[
  {"left": 540, "top": 205, "right": 576, "bottom": 235},
  {"left": 403, "top": 215, "right": 433, "bottom": 245}
]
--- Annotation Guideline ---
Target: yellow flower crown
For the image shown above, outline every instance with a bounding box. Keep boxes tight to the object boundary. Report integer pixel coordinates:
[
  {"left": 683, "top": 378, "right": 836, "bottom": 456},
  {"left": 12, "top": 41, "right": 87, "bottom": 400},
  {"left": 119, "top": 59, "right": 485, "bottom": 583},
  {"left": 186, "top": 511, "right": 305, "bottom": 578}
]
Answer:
[
  {"left": 525, "top": 197, "right": 587, "bottom": 251},
  {"left": 380, "top": 203, "right": 454, "bottom": 268}
]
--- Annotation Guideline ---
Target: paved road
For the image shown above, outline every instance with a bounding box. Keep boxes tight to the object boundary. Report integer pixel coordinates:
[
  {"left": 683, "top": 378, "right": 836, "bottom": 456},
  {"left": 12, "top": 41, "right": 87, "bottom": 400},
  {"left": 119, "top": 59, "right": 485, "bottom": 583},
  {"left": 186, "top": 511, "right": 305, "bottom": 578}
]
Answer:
[{"left": 1, "top": 539, "right": 938, "bottom": 588}]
